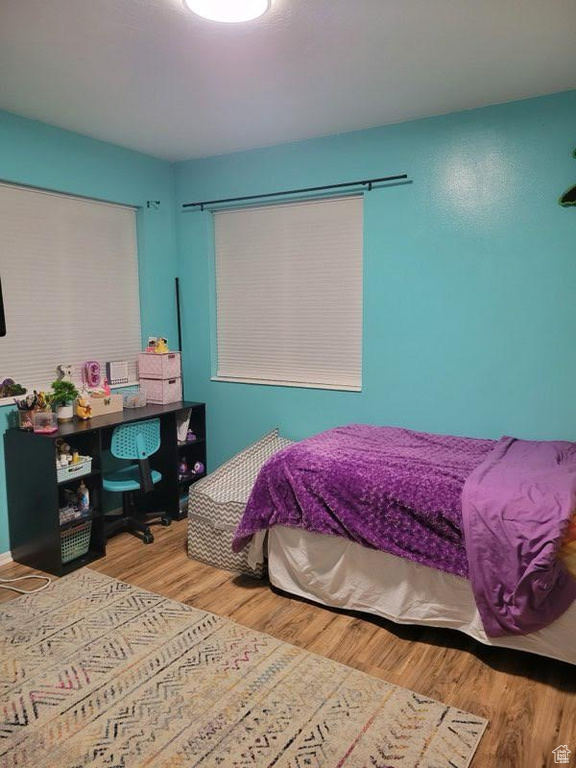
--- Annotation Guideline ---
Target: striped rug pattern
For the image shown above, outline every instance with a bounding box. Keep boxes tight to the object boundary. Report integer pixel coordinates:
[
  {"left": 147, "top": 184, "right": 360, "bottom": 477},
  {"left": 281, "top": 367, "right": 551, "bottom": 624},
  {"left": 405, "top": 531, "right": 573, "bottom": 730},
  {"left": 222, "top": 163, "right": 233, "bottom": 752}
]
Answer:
[{"left": 0, "top": 569, "right": 487, "bottom": 767}]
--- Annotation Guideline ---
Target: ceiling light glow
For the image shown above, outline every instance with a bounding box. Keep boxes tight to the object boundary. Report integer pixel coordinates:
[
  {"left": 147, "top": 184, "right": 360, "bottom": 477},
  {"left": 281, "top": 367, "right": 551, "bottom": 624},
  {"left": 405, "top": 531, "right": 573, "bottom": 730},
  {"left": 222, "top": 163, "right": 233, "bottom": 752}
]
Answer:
[{"left": 184, "top": 0, "right": 270, "bottom": 23}]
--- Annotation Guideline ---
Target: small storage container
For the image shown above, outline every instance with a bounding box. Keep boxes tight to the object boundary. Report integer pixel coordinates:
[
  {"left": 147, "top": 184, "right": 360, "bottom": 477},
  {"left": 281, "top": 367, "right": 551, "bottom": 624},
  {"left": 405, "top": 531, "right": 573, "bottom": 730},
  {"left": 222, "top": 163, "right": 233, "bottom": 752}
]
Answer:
[
  {"left": 57, "top": 455, "right": 92, "bottom": 483},
  {"left": 61, "top": 521, "right": 92, "bottom": 564},
  {"left": 140, "top": 377, "right": 182, "bottom": 404},
  {"left": 138, "top": 352, "right": 181, "bottom": 380},
  {"left": 18, "top": 410, "right": 35, "bottom": 431},
  {"left": 188, "top": 493, "right": 264, "bottom": 579},
  {"left": 87, "top": 394, "right": 124, "bottom": 417},
  {"left": 188, "top": 505, "right": 262, "bottom": 577},
  {"left": 123, "top": 388, "right": 147, "bottom": 409},
  {"left": 187, "top": 429, "right": 293, "bottom": 578},
  {"left": 33, "top": 410, "right": 58, "bottom": 434}
]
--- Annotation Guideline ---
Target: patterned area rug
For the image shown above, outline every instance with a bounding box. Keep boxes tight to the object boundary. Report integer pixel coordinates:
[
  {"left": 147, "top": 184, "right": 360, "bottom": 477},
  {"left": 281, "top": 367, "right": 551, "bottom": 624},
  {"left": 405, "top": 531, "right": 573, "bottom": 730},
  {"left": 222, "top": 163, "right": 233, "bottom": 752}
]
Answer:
[{"left": 0, "top": 569, "right": 487, "bottom": 767}]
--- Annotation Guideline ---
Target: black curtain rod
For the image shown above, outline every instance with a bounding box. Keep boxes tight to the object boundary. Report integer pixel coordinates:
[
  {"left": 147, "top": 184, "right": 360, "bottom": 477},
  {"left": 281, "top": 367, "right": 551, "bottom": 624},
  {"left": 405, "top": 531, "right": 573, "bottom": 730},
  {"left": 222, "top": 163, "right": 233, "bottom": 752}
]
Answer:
[{"left": 182, "top": 173, "right": 408, "bottom": 211}]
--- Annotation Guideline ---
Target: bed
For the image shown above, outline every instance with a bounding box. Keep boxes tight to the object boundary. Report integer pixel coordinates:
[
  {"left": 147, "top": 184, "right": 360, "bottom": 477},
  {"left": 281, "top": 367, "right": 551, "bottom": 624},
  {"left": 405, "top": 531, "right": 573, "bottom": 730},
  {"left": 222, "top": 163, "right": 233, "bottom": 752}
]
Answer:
[
  {"left": 235, "top": 425, "right": 576, "bottom": 665},
  {"left": 246, "top": 528, "right": 576, "bottom": 665}
]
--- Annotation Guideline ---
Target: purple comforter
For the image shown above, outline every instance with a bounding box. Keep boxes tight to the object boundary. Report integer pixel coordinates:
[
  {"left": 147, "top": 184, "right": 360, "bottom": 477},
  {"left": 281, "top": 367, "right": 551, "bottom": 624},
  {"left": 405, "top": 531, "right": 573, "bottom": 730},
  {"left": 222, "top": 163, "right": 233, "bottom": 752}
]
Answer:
[
  {"left": 233, "top": 425, "right": 494, "bottom": 578},
  {"left": 462, "top": 437, "right": 576, "bottom": 636}
]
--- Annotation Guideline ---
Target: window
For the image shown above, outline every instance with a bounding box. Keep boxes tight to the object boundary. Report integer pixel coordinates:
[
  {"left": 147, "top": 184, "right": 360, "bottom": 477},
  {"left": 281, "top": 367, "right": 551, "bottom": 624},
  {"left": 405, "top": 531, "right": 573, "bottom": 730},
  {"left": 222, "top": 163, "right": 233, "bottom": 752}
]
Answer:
[
  {"left": 214, "top": 196, "right": 363, "bottom": 391},
  {"left": 0, "top": 183, "right": 141, "bottom": 396}
]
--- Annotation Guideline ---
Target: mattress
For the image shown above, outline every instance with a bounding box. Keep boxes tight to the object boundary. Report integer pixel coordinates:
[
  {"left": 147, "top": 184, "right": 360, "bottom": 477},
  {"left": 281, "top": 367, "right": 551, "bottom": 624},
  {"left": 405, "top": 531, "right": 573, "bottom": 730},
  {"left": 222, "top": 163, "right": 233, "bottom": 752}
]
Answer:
[{"left": 256, "top": 526, "right": 576, "bottom": 666}]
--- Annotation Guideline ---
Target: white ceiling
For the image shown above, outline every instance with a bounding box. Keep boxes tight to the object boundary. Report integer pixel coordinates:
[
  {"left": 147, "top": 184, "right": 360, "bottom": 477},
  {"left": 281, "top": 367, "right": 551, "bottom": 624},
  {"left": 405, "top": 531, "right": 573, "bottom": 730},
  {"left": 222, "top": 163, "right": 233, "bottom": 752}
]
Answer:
[{"left": 1, "top": 0, "right": 575, "bottom": 161}]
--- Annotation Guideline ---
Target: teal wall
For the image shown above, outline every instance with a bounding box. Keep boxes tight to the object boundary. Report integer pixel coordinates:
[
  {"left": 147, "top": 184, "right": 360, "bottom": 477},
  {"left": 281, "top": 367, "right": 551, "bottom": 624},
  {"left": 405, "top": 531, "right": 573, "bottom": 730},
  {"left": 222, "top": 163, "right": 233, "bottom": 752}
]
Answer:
[
  {"left": 2, "top": 90, "right": 575, "bottom": 553},
  {"left": 175, "top": 90, "right": 576, "bottom": 470},
  {"left": 0, "top": 110, "right": 179, "bottom": 553}
]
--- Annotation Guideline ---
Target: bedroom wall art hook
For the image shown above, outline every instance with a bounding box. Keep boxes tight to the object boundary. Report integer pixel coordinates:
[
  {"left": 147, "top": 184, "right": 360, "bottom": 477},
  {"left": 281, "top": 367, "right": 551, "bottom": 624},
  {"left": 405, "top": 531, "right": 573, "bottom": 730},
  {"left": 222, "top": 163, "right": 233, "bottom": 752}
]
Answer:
[
  {"left": 146, "top": 200, "right": 161, "bottom": 210},
  {"left": 558, "top": 148, "right": 576, "bottom": 208}
]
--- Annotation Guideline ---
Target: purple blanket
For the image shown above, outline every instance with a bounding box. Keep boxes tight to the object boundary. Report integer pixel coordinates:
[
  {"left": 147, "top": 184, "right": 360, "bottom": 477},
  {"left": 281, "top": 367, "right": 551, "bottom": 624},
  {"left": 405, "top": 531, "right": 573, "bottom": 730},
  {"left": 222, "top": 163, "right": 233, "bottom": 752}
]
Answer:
[
  {"left": 462, "top": 437, "right": 576, "bottom": 636},
  {"left": 233, "top": 425, "right": 494, "bottom": 578}
]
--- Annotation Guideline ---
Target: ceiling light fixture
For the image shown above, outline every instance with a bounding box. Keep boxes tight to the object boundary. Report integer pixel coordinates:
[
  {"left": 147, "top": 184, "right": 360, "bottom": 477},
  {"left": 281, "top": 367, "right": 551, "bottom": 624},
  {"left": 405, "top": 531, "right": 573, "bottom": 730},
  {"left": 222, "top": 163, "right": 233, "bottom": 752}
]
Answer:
[{"left": 184, "top": 0, "right": 270, "bottom": 23}]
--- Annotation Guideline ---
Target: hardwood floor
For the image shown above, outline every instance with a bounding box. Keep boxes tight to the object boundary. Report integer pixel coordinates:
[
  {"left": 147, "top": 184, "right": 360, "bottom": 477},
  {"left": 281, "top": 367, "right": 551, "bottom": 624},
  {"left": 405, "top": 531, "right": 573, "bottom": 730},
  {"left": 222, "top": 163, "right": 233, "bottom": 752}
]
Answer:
[{"left": 1, "top": 519, "right": 574, "bottom": 768}]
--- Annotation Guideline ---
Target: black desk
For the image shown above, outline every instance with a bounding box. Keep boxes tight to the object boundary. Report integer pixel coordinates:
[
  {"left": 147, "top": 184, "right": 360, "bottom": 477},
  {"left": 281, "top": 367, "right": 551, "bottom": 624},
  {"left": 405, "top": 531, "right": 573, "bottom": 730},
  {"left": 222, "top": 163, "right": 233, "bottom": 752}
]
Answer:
[{"left": 4, "top": 400, "right": 206, "bottom": 576}]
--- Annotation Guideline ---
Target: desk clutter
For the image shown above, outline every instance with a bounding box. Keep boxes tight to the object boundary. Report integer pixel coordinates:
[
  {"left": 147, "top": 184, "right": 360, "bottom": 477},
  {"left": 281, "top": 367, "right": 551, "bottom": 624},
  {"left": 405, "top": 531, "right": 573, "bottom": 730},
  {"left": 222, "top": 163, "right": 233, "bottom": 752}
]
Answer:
[
  {"left": 11, "top": 337, "right": 182, "bottom": 431},
  {"left": 13, "top": 364, "right": 121, "bottom": 428},
  {"left": 4, "top": 337, "right": 206, "bottom": 575},
  {"left": 5, "top": 399, "right": 206, "bottom": 576}
]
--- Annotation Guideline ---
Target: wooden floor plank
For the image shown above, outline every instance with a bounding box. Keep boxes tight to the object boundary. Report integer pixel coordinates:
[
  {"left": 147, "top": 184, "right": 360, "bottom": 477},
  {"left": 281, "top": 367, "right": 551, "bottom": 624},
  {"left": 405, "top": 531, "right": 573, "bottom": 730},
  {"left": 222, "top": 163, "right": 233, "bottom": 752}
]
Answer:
[{"left": 1, "top": 519, "right": 574, "bottom": 768}]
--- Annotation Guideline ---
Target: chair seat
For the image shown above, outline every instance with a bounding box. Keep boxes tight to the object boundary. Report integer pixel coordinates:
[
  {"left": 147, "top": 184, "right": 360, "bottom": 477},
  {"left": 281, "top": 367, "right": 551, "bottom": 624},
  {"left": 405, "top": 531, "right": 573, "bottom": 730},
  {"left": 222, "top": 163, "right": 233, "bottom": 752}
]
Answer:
[{"left": 103, "top": 465, "right": 162, "bottom": 493}]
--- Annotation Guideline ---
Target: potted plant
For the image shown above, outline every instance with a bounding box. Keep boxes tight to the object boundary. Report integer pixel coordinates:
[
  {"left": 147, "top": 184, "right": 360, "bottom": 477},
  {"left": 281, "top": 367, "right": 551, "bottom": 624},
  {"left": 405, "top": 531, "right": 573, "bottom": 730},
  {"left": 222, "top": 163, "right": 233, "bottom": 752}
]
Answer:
[{"left": 51, "top": 379, "right": 79, "bottom": 423}]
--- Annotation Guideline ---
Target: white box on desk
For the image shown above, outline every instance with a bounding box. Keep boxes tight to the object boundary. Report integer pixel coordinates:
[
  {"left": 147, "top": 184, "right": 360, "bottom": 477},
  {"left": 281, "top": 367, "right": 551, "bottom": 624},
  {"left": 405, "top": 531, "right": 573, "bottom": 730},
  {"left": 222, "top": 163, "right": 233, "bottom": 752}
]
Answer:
[
  {"left": 139, "top": 377, "right": 182, "bottom": 404},
  {"left": 86, "top": 394, "right": 124, "bottom": 417},
  {"left": 138, "top": 352, "right": 181, "bottom": 380}
]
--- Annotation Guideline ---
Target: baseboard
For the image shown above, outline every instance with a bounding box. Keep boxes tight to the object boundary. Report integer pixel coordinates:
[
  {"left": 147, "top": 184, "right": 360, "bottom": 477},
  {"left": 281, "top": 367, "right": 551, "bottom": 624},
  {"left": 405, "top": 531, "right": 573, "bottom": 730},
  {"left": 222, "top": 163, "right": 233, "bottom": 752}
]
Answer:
[{"left": 0, "top": 551, "right": 13, "bottom": 566}]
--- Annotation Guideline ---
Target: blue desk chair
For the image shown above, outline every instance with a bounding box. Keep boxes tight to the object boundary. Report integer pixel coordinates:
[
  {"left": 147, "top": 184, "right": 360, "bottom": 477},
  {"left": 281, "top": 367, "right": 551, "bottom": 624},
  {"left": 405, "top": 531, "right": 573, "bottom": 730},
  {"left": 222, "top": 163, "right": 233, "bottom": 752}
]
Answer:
[{"left": 103, "top": 418, "right": 171, "bottom": 544}]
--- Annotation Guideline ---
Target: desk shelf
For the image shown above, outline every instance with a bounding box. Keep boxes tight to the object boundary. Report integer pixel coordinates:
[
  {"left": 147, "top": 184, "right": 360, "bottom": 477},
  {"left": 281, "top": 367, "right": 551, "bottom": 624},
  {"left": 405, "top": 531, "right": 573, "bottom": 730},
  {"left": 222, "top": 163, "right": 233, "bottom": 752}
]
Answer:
[
  {"left": 179, "top": 473, "right": 207, "bottom": 486},
  {"left": 5, "top": 400, "right": 205, "bottom": 575},
  {"left": 178, "top": 438, "right": 206, "bottom": 448},
  {"left": 59, "top": 508, "right": 101, "bottom": 531},
  {"left": 58, "top": 469, "right": 101, "bottom": 486}
]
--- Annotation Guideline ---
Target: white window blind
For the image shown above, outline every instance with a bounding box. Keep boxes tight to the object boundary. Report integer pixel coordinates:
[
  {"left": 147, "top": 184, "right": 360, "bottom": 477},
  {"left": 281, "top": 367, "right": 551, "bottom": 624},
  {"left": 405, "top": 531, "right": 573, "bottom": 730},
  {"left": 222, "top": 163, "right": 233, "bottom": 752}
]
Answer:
[
  {"left": 214, "top": 195, "right": 363, "bottom": 391},
  {"left": 0, "top": 183, "right": 141, "bottom": 394}
]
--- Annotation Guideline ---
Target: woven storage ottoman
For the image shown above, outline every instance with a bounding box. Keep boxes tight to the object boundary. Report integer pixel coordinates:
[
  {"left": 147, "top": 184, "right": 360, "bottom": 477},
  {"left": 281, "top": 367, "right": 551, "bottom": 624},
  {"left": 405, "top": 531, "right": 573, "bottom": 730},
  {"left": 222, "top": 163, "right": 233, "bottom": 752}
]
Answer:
[{"left": 188, "top": 429, "right": 292, "bottom": 577}]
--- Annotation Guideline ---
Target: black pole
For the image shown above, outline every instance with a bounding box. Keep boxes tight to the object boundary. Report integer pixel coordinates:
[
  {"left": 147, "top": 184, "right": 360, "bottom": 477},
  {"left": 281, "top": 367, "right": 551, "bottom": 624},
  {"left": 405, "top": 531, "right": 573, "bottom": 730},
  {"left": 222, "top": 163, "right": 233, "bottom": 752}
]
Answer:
[
  {"left": 182, "top": 173, "right": 408, "bottom": 211},
  {"left": 175, "top": 277, "right": 183, "bottom": 352},
  {"left": 175, "top": 276, "right": 184, "bottom": 396},
  {"left": 0, "top": 277, "right": 5, "bottom": 337}
]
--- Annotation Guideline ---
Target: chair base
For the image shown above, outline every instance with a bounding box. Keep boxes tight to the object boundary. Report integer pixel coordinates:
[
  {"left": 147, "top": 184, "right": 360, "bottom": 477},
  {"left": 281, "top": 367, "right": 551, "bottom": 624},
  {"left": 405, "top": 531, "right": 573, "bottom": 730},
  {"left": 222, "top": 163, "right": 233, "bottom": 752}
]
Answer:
[{"left": 104, "top": 490, "right": 171, "bottom": 545}]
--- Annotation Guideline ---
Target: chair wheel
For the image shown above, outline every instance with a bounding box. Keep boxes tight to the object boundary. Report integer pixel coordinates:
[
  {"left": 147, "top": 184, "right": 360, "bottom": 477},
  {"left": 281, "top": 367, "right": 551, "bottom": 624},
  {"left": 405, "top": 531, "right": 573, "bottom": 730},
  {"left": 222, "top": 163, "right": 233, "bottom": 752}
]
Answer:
[
  {"left": 161, "top": 516, "right": 171, "bottom": 526},
  {"left": 143, "top": 533, "right": 154, "bottom": 544}
]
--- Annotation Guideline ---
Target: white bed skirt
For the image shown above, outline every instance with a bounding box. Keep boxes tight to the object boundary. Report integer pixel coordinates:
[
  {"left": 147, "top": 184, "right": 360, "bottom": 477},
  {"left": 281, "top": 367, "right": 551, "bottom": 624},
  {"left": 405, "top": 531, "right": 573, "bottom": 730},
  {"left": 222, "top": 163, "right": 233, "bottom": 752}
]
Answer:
[{"left": 252, "top": 526, "right": 576, "bottom": 665}]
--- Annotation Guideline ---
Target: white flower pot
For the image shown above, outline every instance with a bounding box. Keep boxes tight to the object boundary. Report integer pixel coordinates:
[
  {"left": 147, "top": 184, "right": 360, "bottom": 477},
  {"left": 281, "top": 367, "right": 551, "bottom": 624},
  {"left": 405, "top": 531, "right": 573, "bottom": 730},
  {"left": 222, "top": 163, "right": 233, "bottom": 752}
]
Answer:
[{"left": 56, "top": 403, "right": 74, "bottom": 423}]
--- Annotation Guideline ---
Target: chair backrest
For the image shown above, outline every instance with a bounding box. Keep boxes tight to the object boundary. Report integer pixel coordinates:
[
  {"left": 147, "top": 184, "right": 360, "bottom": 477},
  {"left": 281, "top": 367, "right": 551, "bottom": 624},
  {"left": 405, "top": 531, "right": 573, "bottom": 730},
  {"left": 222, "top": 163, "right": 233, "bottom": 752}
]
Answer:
[{"left": 111, "top": 418, "right": 161, "bottom": 461}]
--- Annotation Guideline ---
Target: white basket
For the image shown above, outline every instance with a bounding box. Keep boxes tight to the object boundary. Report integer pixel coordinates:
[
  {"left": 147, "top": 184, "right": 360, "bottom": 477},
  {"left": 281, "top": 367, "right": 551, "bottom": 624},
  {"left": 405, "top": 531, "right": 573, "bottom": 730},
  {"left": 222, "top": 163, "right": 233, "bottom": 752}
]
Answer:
[{"left": 57, "top": 456, "right": 92, "bottom": 483}]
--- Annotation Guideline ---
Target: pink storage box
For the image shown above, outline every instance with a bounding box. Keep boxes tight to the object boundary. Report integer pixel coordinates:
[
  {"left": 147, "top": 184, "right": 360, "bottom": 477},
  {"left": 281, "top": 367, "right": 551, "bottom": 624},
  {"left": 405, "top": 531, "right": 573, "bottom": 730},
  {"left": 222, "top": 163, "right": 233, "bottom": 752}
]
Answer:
[
  {"left": 138, "top": 352, "right": 181, "bottom": 380},
  {"left": 140, "top": 377, "right": 182, "bottom": 404}
]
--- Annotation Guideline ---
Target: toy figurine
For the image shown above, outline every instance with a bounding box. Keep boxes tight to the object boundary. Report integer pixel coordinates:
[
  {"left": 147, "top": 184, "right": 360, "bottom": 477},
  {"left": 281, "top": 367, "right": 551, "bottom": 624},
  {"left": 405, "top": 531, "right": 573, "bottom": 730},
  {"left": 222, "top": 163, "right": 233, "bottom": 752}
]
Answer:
[
  {"left": 76, "top": 395, "right": 92, "bottom": 420},
  {"left": 154, "top": 337, "right": 169, "bottom": 354},
  {"left": 144, "top": 336, "right": 169, "bottom": 354},
  {"left": 192, "top": 461, "right": 205, "bottom": 476},
  {"left": 57, "top": 363, "right": 74, "bottom": 383},
  {"left": 56, "top": 438, "right": 72, "bottom": 466},
  {"left": 178, "top": 457, "right": 189, "bottom": 480},
  {"left": 102, "top": 378, "right": 111, "bottom": 396},
  {"left": 186, "top": 429, "right": 197, "bottom": 443}
]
